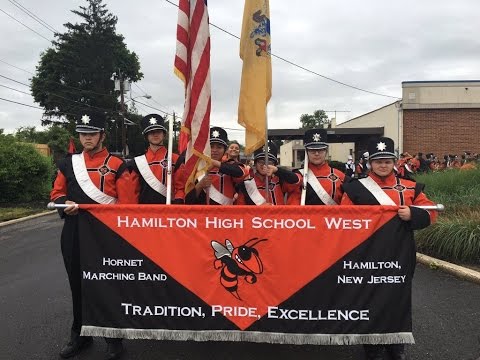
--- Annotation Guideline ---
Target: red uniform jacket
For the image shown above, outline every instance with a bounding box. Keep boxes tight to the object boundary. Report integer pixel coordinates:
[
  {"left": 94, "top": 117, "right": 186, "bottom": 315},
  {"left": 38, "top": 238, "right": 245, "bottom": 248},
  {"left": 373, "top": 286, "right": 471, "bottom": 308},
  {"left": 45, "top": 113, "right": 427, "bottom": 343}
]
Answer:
[
  {"left": 185, "top": 161, "right": 249, "bottom": 205},
  {"left": 51, "top": 148, "right": 138, "bottom": 206},
  {"left": 129, "top": 146, "right": 184, "bottom": 203},
  {"left": 288, "top": 162, "right": 345, "bottom": 205},
  {"left": 341, "top": 172, "right": 437, "bottom": 228},
  {"left": 236, "top": 168, "right": 300, "bottom": 205}
]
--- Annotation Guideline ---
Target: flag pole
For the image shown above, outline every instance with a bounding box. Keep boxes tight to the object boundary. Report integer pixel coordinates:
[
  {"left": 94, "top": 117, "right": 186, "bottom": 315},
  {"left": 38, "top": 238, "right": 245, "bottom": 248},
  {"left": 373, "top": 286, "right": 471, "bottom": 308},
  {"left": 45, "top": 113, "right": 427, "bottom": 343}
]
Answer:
[
  {"left": 264, "top": 109, "right": 270, "bottom": 204},
  {"left": 300, "top": 150, "right": 309, "bottom": 205},
  {"left": 166, "top": 113, "right": 174, "bottom": 205}
]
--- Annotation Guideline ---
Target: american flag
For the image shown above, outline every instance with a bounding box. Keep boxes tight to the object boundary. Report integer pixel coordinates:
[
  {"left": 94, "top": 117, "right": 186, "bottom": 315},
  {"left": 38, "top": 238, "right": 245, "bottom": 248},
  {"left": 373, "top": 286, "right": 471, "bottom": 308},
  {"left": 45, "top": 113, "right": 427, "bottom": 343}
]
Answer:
[{"left": 174, "top": 0, "right": 211, "bottom": 194}]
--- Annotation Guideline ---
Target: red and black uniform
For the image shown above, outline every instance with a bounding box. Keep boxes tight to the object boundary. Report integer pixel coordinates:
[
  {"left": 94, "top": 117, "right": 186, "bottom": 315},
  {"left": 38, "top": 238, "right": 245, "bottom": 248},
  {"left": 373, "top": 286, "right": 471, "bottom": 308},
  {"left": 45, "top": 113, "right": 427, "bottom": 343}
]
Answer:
[
  {"left": 129, "top": 146, "right": 185, "bottom": 204},
  {"left": 341, "top": 172, "right": 436, "bottom": 227},
  {"left": 185, "top": 161, "right": 248, "bottom": 205},
  {"left": 50, "top": 148, "right": 137, "bottom": 335},
  {"left": 341, "top": 172, "right": 436, "bottom": 360},
  {"left": 288, "top": 162, "right": 346, "bottom": 205},
  {"left": 355, "top": 161, "right": 369, "bottom": 178},
  {"left": 236, "top": 167, "right": 300, "bottom": 205}
]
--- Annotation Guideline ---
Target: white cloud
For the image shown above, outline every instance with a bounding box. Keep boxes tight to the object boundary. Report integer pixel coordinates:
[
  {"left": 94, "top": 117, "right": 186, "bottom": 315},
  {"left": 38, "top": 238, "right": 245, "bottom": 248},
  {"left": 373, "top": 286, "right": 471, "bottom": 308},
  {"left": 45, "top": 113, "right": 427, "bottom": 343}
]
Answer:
[{"left": 0, "top": 0, "right": 478, "bottom": 141}]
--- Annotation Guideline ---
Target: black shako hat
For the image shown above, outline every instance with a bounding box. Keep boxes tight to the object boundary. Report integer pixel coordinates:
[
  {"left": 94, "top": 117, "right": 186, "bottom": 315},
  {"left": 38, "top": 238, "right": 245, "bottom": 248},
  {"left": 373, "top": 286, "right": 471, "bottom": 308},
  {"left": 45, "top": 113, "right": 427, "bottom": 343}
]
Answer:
[
  {"left": 141, "top": 114, "right": 167, "bottom": 135},
  {"left": 210, "top": 127, "right": 228, "bottom": 148},
  {"left": 75, "top": 111, "right": 106, "bottom": 133},
  {"left": 253, "top": 142, "right": 278, "bottom": 165},
  {"left": 303, "top": 129, "right": 328, "bottom": 149},
  {"left": 367, "top": 136, "right": 397, "bottom": 160}
]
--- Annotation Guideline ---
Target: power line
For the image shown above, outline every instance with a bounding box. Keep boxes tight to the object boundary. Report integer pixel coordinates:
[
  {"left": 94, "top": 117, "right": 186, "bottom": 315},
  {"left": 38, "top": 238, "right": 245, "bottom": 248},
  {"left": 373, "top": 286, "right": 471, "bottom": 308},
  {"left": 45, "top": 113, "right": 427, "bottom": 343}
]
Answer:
[
  {"left": 163, "top": 0, "right": 399, "bottom": 99},
  {"left": 135, "top": 100, "right": 171, "bottom": 116},
  {"left": 0, "top": 8, "right": 51, "bottom": 42},
  {"left": 0, "top": 83, "right": 31, "bottom": 96},
  {"left": 7, "top": 0, "right": 58, "bottom": 34},
  {"left": 133, "top": 82, "right": 174, "bottom": 111},
  {"left": 0, "top": 96, "right": 43, "bottom": 110},
  {"left": 0, "top": 64, "right": 116, "bottom": 98},
  {"left": 0, "top": 73, "right": 116, "bottom": 114},
  {"left": 0, "top": 73, "right": 29, "bottom": 87},
  {"left": 0, "top": 58, "right": 35, "bottom": 75}
]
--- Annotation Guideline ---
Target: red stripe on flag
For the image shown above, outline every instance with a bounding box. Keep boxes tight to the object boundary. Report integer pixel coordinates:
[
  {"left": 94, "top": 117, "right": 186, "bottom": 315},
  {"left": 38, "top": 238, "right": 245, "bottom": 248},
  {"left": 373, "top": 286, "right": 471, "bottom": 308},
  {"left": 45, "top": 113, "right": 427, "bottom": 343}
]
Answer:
[{"left": 174, "top": 0, "right": 211, "bottom": 193}]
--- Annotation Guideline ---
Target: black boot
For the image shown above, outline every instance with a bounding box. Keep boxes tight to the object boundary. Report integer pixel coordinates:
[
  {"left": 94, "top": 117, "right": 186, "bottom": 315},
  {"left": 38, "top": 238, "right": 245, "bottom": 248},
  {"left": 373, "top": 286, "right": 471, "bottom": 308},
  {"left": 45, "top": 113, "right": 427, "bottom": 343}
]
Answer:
[
  {"left": 59, "top": 331, "right": 93, "bottom": 358},
  {"left": 364, "top": 344, "right": 385, "bottom": 360},
  {"left": 386, "top": 344, "right": 407, "bottom": 360},
  {"left": 105, "top": 339, "right": 124, "bottom": 360}
]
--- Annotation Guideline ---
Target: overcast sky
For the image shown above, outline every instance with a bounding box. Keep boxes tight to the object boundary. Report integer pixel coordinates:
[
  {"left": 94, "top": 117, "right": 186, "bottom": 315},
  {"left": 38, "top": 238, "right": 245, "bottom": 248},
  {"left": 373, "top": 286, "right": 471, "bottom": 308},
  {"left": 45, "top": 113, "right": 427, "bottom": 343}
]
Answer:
[{"left": 0, "top": 0, "right": 479, "bottom": 144}]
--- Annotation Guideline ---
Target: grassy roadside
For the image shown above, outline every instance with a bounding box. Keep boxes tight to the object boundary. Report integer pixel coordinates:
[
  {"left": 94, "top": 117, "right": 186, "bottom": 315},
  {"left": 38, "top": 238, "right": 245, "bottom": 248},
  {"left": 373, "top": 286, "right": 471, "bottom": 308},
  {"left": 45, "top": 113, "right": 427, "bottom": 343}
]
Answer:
[
  {"left": 0, "top": 201, "right": 50, "bottom": 222},
  {"left": 415, "top": 167, "right": 480, "bottom": 266}
]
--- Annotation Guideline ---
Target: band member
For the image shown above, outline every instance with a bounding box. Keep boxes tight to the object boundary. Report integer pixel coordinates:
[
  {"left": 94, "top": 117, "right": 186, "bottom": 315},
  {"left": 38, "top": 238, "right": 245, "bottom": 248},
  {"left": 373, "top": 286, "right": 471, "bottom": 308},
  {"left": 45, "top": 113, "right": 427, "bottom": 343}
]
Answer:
[
  {"left": 341, "top": 137, "right": 437, "bottom": 360},
  {"left": 185, "top": 127, "right": 248, "bottom": 205},
  {"left": 288, "top": 129, "right": 346, "bottom": 205},
  {"left": 129, "top": 114, "right": 184, "bottom": 203},
  {"left": 345, "top": 155, "right": 355, "bottom": 177},
  {"left": 236, "top": 142, "right": 300, "bottom": 205},
  {"left": 50, "top": 112, "right": 137, "bottom": 360},
  {"left": 356, "top": 152, "right": 370, "bottom": 178},
  {"left": 224, "top": 140, "right": 241, "bottom": 162}
]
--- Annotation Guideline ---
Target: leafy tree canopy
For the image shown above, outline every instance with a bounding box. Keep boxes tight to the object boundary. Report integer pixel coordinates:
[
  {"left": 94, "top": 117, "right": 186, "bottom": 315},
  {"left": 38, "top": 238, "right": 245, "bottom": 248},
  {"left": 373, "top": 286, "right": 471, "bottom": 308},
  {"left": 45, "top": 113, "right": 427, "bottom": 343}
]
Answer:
[
  {"left": 31, "top": 0, "right": 143, "bottom": 129},
  {"left": 299, "top": 109, "right": 330, "bottom": 129}
]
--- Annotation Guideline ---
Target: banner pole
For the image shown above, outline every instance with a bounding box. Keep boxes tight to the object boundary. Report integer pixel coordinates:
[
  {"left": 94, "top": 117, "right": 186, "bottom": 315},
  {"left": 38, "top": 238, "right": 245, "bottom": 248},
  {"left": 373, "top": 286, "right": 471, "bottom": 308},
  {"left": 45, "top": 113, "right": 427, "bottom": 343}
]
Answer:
[
  {"left": 166, "top": 113, "right": 174, "bottom": 205},
  {"left": 264, "top": 108, "right": 270, "bottom": 204},
  {"left": 300, "top": 150, "right": 309, "bottom": 206}
]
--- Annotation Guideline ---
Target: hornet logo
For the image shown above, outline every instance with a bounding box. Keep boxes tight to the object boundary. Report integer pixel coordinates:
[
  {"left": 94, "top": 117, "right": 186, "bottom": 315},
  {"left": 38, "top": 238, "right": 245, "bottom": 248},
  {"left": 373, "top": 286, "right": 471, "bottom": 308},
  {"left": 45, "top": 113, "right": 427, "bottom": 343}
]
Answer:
[{"left": 211, "top": 237, "right": 267, "bottom": 300}]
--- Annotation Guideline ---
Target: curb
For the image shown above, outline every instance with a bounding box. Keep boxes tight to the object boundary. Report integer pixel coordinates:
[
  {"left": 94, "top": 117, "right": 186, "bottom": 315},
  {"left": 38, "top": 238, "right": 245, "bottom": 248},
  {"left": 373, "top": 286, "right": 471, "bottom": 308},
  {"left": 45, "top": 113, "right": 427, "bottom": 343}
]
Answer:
[
  {"left": 0, "top": 210, "right": 56, "bottom": 227},
  {"left": 416, "top": 252, "right": 480, "bottom": 285}
]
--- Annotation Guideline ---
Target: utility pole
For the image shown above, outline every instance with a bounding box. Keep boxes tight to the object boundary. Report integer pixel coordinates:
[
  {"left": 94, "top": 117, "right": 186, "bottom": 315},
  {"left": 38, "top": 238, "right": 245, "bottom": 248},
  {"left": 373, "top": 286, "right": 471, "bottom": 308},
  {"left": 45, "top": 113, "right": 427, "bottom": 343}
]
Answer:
[
  {"left": 324, "top": 110, "right": 350, "bottom": 127},
  {"left": 173, "top": 111, "right": 177, "bottom": 149},
  {"left": 119, "top": 71, "right": 126, "bottom": 157}
]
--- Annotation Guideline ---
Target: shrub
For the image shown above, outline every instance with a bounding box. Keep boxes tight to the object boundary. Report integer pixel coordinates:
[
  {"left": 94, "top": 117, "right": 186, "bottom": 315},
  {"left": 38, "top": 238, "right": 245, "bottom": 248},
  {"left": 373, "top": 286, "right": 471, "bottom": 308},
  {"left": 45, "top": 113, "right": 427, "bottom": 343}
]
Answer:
[
  {"left": 0, "top": 137, "right": 55, "bottom": 203},
  {"left": 415, "top": 168, "right": 480, "bottom": 215},
  {"left": 416, "top": 213, "right": 480, "bottom": 263}
]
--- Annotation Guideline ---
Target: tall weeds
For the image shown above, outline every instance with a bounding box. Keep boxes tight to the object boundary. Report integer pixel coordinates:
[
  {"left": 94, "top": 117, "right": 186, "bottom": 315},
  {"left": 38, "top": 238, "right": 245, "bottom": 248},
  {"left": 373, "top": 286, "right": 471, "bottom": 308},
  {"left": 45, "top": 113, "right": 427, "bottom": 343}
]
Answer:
[{"left": 414, "top": 167, "right": 480, "bottom": 263}]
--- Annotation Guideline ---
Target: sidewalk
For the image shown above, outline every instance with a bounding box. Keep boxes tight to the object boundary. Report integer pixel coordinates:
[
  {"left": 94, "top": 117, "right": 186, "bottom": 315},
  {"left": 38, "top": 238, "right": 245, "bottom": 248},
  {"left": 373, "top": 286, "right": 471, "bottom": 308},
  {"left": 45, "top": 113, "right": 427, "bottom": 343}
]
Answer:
[{"left": 2, "top": 210, "right": 479, "bottom": 285}]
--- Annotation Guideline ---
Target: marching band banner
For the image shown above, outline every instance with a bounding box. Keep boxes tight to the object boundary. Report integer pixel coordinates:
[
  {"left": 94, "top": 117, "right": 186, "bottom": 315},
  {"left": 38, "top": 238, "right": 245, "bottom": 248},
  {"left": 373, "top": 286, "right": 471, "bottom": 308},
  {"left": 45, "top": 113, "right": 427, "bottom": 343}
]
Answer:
[{"left": 79, "top": 205, "right": 415, "bottom": 345}]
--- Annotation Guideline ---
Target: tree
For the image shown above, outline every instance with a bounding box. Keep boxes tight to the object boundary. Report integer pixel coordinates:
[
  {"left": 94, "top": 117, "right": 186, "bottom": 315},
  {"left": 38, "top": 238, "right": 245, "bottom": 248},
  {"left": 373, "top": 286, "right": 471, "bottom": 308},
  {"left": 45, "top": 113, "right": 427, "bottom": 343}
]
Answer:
[
  {"left": 13, "top": 125, "right": 77, "bottom": 164},
  {"left": 299, "top": 109, "right": 330, "bottom": 129},
  {"left": 0, "top": 136, "right": 54, "bottom": 203},
  {"left": 31, "top": 0, "right": 143, "bottom": 130}
]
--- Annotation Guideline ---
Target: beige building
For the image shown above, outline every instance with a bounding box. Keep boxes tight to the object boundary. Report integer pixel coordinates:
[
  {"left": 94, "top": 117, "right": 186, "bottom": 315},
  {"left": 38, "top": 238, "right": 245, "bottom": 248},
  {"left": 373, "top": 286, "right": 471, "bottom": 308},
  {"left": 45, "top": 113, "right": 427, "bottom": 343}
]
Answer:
[
  {"left": 328, "top": 101, "right": 401, "bottom": 161},
  {"left": 279, "top": 139, "right": 304, "bottom": 168},
  {"left": 278, "top": 80, "right": 480, "bottom": 166},
  {"left": 329, "top": 80, "right": 480, "bottom": 160}
]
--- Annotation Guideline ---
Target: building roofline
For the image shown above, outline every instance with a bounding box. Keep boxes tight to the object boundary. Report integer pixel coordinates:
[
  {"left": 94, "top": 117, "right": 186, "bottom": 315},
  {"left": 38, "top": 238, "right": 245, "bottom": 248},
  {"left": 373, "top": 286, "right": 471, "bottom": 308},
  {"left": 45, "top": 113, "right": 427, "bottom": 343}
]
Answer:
[
  {"left": 268, "top": 127, "right": 383, "bottom": 141},
  {"left": 336, "top": 101, "right": 399, "bottom": 126},
  {"left": 403, "top": 80, "right": 480, "bottom": 85}
]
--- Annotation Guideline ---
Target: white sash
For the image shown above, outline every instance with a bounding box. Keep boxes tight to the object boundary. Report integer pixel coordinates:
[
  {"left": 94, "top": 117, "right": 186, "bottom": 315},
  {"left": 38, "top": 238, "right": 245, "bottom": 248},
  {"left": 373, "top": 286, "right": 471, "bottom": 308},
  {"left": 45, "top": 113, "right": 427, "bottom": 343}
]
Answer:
[
  {"left": 199, "top": 174, "right": 234, "bottom": 205},
  {"left": 300, "top": 169, "right": 337, "bottom": 205},
  {"left": 134, "top": 155, "right": 167, "bottom": 197},
  {"left": 359, "top": 177, "right": 396, "bottom": 206},
  {"left": 72, "top": 153, "right": 117, "bottom": 204},
  {"left": 244, "top": 178, "right": 267, "bottom": 206}
]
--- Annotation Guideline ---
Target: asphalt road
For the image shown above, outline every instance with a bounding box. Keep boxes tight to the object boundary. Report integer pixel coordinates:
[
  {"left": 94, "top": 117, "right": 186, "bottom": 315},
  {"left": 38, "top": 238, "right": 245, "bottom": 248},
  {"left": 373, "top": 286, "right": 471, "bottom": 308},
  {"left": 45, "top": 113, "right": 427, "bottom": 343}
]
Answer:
[{"left": 1, "top": 214, "right": 479, "bottom": 360}]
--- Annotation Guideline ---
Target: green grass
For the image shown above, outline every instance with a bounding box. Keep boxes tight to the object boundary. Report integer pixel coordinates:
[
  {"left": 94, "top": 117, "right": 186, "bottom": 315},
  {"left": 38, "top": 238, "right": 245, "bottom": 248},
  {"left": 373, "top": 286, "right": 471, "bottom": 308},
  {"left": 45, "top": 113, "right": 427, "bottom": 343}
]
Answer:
[
  {"left": 416, "top": 214, "right": 480, "bottom": 263},
  {"left": 414, "top": 167, "right": 480, "bottom": 264},
  {"left": 0, "top": 201, "right": 50, "bottom": 222},
  {"left": 415, "top": 167, "right": 480, "bottom": 215}
]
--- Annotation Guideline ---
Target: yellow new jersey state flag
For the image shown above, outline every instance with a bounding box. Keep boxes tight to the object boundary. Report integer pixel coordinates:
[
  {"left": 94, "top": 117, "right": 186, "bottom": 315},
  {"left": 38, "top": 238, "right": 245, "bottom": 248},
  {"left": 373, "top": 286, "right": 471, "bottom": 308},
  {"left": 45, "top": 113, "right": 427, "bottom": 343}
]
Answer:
[{"left": 238, "top": 0, "right": 272, "bottom": 155}]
